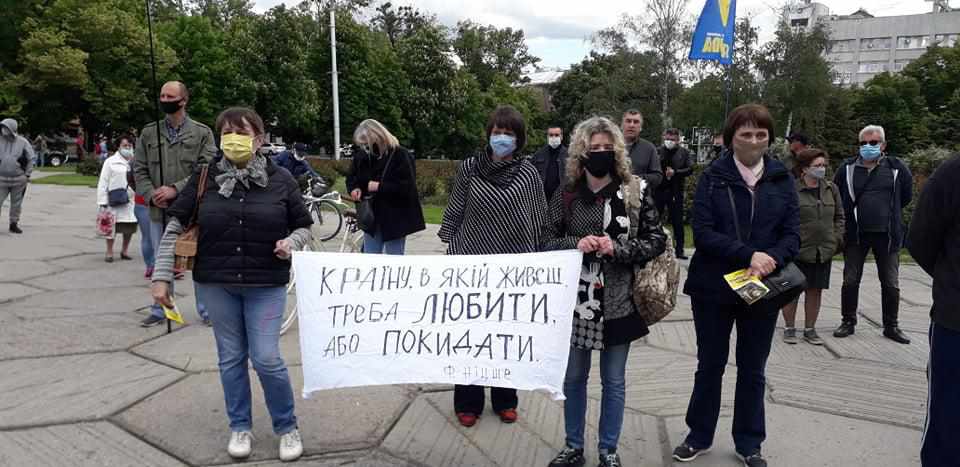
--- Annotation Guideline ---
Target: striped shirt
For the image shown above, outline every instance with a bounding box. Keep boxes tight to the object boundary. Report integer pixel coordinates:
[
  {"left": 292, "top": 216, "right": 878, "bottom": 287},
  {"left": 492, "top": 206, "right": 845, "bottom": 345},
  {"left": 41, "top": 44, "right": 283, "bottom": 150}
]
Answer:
[{"left": 439, "top": 154, "right": 548, "bottom": 255}]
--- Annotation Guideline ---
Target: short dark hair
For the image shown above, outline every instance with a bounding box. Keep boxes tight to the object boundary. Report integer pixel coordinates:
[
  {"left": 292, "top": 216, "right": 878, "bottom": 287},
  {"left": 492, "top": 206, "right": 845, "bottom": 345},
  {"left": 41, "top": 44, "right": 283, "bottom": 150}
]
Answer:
[
  {"left": 215, "top": 107, "right": 265, "bottom": 136},
  {"left": 111, "top": 133, "right": 135, "bottom": 152},
  {"left": 664, "top": 128, "right": 680, "bottom": 137},
  {"left": 547, "top": 125, "right": 563, "bottom": 132},
  {"left": 623, "top": 109, "right": 642, "bottom": 119},
  {"left": 787, "top": 132, "right": 810, "bottom": 145},
  {"left": 486, "top": 105, "right": 526, "bottom": 154},
  {"left": 792, "top": 148, "right": 829, "bottom": 179},
  {"left": 722, "top": 104, "right": 775, "bottom": 148}
]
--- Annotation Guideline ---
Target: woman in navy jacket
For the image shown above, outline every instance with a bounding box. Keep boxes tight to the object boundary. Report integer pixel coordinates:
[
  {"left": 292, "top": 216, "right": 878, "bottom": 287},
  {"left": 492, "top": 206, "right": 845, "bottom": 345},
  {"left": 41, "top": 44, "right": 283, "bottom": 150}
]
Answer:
[{"left": 672, "top": 104, "right": 800, "bottom": 467}]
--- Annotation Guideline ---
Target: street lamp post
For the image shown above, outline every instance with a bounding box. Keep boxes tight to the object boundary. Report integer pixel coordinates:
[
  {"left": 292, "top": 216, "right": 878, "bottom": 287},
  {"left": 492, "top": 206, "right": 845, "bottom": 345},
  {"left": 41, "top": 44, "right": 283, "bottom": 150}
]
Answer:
[{"left": 330, "top": 2, "right": 341, "bottom": 160}]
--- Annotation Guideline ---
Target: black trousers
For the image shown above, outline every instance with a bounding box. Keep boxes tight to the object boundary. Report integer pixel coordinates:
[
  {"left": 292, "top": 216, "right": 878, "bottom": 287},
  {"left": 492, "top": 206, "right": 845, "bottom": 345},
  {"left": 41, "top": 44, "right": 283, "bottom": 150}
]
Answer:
[
  {"left": 655, "top": 189, "right": 685, "bottom": 256},
  {"left": 841, "top": 232, "right": 900, "bottom": 328},
  {"left": 453, "top": 385, "right": 517, "bottom": 415},
  {"left": 684, "top": 299, "right": 778, "bottom": 456}
]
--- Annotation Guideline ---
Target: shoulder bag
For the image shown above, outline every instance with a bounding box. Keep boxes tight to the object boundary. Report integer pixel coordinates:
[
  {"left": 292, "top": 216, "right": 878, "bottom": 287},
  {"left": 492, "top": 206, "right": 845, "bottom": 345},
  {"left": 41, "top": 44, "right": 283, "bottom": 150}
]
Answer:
[{"left": 174, "top": 165, "right": 210, "bottom": 270}]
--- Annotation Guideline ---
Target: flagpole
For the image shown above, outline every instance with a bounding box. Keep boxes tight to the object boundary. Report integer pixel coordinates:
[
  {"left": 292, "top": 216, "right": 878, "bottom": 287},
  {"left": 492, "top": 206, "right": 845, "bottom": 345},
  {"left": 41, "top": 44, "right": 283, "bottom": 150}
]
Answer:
[{"left": 144, "top": 0, "right": 171, "bottom": 334}]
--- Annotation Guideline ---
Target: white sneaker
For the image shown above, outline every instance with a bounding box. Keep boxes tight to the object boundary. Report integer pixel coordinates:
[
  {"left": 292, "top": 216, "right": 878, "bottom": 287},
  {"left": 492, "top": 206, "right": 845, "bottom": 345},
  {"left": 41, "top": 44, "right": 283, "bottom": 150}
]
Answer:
[
  {"left": 279, "top": 428, "right": 303, "bottom": 462},
  {"left": 227, "top": 431, "right": 252, "bottom": 459}
]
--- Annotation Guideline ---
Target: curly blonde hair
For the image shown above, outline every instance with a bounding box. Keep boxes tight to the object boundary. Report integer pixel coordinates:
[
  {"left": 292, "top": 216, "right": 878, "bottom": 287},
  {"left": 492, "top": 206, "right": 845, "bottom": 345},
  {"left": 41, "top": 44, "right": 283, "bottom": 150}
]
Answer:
[{"left": 565, "top": 116, "right": 633, "bottom": 190}]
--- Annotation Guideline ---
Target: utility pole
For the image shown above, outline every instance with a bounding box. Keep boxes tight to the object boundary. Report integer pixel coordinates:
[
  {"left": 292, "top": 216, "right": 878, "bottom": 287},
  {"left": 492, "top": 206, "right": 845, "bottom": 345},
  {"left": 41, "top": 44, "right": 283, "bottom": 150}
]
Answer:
[{"left": 330, "top": 2, "right": 341, "bottom": 160}]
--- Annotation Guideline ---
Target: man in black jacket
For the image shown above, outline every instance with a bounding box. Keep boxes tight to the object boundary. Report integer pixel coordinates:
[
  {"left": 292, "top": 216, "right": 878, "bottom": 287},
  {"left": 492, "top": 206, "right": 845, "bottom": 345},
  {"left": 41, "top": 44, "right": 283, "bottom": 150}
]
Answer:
[
  {"left": 907, "top": 153, "right": 960, "bottom": 467},
  {"left": 530, "top": 126, "right": 567, "bottom": 200},
  {"left": 832, "top": 125, "right": 913, "bottom": 344},
  {"left": 621, "top": 110, "right": 663, "bottom": 190},
  {"left": 655, "top": 128, "right": 693, "bottom": 259}
]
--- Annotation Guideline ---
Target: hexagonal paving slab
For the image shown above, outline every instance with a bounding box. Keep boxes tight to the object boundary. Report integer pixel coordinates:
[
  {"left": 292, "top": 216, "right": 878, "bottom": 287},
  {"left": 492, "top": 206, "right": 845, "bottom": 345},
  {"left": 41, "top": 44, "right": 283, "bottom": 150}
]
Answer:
[
  {"left": 0, "top": 422, "right": 186, "bottom": 467},
  {"left": 0, "top": 283, "right": 42, "bottom": 303},
  {"left": 114, "top": 367, "right": 414, "bottom": 466},
  {"left": 8, "top": 287, "right": 158, "bottom": 318},
  {"left": 0, "top": 260, "right": 62, "bottom": 282},
  {"left": 0, "top": 311, "right": 170, "bottom": 360},
  {"left": 766, "top": 358, "right": 927, "bottom": 429},
  {"left": 0, "top": 352, "right": 184, "bottom": 429},
  {"left": 131, "top": 323, "right": 303, "bottom": 372},
  {"left": 823, "top": 329, "right": 929, "bottom": 370}
]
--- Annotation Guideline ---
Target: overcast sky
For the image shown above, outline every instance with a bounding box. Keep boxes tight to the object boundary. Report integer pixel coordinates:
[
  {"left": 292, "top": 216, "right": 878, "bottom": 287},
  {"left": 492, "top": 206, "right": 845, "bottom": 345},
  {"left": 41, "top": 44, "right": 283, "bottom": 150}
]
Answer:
[{"left": 253, "top": 0, "right": 940, "bottom": 69}]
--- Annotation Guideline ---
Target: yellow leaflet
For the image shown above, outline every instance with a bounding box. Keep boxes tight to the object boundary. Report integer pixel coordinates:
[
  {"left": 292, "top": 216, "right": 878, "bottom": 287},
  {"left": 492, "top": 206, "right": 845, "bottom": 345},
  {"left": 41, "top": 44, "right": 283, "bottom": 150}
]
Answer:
[
  {"left": 162, "top": 303, "right": 185, "bottom": 324},
  {"left": 724, "top": 268, "right": 770, "bottom": 305}
]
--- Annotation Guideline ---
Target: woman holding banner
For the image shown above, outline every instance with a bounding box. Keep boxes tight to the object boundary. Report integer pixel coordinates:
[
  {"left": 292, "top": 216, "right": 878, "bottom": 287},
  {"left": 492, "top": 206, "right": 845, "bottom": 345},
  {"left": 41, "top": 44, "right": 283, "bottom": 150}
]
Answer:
[
  {"left": 150, "top": 107, "right": 313, "bottom": 462},
  {"left": 439, "top": 105, "right": 549, "bottom": 427},
  {"left": 542, "top": 116, "right": 666, "bottom": 467},
  {"left": 673, "top": 104, "right": 799, "bottom": 467}
]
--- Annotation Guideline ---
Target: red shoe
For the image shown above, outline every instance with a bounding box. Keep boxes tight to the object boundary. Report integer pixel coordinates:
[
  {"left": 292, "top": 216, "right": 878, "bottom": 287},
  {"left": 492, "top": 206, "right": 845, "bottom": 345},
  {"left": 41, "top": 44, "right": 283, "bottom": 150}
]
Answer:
[
  {"left": 174, "top": 268, "right": 185, "bottom": 280},
  {"left": 456, "top": 412, "right": 478, "bottom": 427},
  {"left": 144, "top": 267, "right": 154, "bottom": 279},
  {"left": 497, "top": 408, "right": 518, "bottom": 424}
]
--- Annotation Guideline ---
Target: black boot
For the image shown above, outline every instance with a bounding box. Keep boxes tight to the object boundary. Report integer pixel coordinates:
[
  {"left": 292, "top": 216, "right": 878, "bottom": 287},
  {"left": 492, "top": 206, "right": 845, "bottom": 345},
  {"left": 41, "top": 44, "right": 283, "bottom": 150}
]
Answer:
[
  {"left": 883, "top": 327, "right": 911, "bottom": 344},
  {"left": 833, "top": 322, "right": 856, "bottom": 338},
  {"left": 9, "top": 223, "right": 22, "bottom": 234}
]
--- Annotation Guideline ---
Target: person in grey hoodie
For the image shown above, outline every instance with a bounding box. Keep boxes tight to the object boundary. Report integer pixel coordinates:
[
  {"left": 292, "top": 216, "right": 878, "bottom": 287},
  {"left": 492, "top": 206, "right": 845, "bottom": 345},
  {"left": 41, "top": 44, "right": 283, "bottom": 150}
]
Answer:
[{"left": 0, "top": 118, "right": 35, "bottom": 234}]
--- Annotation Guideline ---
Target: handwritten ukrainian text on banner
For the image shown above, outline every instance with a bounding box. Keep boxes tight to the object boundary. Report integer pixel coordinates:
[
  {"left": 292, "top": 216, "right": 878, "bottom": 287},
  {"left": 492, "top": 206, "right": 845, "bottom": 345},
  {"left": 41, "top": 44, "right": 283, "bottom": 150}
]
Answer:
[
  {"left": 689, "top": 0, "right": 737, "bottom": 64},
  {"left": 293, "top": 250, "right": 582, "bottom": 400}
]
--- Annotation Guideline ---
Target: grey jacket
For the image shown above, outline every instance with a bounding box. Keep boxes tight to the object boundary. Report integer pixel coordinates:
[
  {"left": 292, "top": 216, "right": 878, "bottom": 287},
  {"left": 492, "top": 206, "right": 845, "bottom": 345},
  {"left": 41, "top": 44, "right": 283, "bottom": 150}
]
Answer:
[
  {"left": 0, "top": 119, "right": 35, "bottom": 185},
  {"left": 627, "top": 138, "right": 663, "bottom": 190},
  {"left": 133, "top": 116, "right": 218, "bottom": 221}
]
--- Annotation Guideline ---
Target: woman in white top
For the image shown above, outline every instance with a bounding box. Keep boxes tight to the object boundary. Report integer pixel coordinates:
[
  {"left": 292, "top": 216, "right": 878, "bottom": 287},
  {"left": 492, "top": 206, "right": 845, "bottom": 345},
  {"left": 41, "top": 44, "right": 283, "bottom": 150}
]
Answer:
[{"left": 96, "top": 135, "right": 138, "bottom": 262}]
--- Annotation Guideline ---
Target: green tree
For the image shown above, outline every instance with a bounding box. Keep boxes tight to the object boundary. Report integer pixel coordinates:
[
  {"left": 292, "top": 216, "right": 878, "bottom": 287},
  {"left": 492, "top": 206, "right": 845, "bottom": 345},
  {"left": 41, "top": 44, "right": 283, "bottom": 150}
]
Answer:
[
  {"left": 900, "top": 44, "right": 960, "bottom": 149},
  {"left": 853, "top": 72, "right": 931, "bottom": 155},
  {"left": 452, "top": 21, "right": 541, "bottom": 90}
]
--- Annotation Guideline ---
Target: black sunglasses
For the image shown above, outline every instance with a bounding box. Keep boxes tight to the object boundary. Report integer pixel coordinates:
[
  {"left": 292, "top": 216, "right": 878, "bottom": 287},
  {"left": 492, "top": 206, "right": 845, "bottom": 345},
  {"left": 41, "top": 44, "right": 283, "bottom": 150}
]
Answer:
[{"left": 859, "top": 140, "right": 882, "bottom": 147}]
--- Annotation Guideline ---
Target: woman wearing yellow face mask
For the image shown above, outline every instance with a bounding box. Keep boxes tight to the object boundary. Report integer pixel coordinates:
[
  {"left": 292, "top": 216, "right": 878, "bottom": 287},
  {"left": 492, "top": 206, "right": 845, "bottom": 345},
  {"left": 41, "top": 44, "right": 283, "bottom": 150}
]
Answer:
[{"left": 150, "top": 107, "right": 313, "bottom": 462}]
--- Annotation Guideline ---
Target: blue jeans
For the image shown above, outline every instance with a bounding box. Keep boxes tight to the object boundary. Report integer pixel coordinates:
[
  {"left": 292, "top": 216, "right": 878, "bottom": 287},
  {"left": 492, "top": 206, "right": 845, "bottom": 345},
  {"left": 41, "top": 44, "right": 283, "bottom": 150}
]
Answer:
[
  {"left": 684, "top": 299, "right": 778, "bottom": 456},
  {"left": 363, "top": 231, "right": 406, "bottom": 255},
  {"left": 134, "top": 204, "right": 154, "bottom": 268},
  {"left": 195, "top": 283, "right": 297, "bottom": 434},
  {"left": 148, "top": 218, "right": 207, "bottom": 320},
  {"left": 563, "top": 343, "right": 631, "bottom": 454},
  {"left": 922, "top": 322, "right": 960, "bottom": 467}
]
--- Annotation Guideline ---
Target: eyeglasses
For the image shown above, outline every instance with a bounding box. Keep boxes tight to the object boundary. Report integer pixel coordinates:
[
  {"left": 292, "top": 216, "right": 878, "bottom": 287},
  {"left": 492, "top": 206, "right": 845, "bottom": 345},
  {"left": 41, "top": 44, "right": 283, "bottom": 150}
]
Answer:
[{"left": 859, "top": 140, "right": 881, "bottom": 147}]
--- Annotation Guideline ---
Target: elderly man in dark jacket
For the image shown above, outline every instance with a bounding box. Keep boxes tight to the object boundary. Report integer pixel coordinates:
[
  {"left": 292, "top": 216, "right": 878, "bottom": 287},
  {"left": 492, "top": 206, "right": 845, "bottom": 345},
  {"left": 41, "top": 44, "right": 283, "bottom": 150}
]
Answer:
[
  {"left": 907, "top": 153, "right": 960, "bottom": 467},
  {"left": 656, "top": 128, "right": 694, "bottom": 259},
  {"left": 621, "top": 110, "right": 663, "bottom": 190},
  {"left": 832, "top": 125, "right": 913, "bottom": 344}
]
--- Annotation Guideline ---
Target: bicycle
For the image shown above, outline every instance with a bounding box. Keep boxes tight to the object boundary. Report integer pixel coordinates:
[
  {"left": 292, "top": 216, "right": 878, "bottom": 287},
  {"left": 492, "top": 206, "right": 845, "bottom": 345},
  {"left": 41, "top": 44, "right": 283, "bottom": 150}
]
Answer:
[{"left": 281, "top": 187, "right": 365, "bottom": 335}]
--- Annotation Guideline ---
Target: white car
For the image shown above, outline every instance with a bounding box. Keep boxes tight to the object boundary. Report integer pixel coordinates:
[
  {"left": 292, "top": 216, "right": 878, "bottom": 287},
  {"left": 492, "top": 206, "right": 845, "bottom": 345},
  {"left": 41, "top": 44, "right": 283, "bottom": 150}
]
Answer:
[{"left": 259, "top": 142, "right": 287, "bottom": 156}]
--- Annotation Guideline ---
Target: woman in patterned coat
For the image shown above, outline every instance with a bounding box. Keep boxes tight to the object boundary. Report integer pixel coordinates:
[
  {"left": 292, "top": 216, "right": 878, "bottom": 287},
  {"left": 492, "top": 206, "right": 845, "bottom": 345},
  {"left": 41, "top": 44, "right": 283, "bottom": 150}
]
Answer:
[
  {"left": 542, "top": 116, "right": 666, "bottom": 467},
  {"left": 439, "top": 105, "right": 549, "bottom": 428}
]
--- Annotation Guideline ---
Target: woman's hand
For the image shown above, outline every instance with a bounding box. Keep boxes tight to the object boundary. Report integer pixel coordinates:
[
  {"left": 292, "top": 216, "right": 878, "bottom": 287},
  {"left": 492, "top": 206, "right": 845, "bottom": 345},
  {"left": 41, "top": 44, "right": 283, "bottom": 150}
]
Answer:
[
  {"left": 748, "top": 252, "right": 777, "bottom": 278},
  {"left": 596, "top": 236, "right": 615, "bottom": 257},
  {"left": 577, "top": 236, "right": 602, "bottom": 253},
  {"left": 367, "top": 181, "right": 380, "bottom": 193},
  {"left": 151, "top": 282, "right": 173, "bottom": 308},
  {"left": 351, "top": 189, "right": 362, "bottom": 201},
  {"left": 274, "top": 239, "right": 293, "bottom": 260}
]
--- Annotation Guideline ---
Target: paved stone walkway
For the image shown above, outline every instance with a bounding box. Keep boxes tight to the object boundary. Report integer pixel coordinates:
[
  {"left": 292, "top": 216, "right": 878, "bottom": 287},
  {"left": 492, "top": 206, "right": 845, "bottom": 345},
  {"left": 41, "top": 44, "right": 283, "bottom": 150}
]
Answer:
[{"left": 0, "top": 183, "right": 927, "bottom": 466}]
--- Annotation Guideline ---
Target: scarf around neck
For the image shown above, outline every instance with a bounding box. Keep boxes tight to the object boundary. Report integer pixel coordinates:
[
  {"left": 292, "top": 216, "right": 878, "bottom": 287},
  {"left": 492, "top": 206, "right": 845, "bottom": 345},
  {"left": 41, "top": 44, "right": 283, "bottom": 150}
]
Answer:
[{"left": 215, "top": 154, "right": 269, "bottom": 198}]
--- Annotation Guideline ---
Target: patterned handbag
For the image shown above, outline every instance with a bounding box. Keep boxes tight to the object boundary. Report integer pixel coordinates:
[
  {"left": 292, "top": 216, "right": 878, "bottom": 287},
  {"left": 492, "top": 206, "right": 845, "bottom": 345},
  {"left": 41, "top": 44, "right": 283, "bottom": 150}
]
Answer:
[{"left": 623, "top": 177, "right": 680, "bottom": 325}]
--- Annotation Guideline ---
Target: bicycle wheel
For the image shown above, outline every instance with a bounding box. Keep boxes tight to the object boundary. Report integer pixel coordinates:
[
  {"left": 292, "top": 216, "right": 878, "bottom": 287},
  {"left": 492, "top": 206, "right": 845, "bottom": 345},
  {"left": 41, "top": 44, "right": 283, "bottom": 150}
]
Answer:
[{"left": 311, "top": 200, "right": 343, "bottom": 245}]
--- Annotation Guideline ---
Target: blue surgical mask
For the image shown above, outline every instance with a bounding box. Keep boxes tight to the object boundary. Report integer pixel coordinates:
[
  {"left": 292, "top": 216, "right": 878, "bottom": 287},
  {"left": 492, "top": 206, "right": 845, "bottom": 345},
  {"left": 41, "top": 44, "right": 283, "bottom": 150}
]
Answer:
[
  {"left": 489, "top": 134, "right": 516, "bottom": 158},
  {"left": 860, "top": 144, "right": 882, "bottom": 161}
]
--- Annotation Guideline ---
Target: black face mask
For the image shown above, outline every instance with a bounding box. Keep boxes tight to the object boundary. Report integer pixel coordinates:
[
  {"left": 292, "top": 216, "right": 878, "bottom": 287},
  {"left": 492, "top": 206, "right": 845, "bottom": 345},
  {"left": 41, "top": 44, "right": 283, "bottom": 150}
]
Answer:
[
  {"left": 583, "top": 150, "right": 615, "bottom": 177},
  {"left": 713, "top": 145, "right": 723, "bottom": 153},
  {"left": 159, "top": 99, "right": 183, "bottom": 115}
]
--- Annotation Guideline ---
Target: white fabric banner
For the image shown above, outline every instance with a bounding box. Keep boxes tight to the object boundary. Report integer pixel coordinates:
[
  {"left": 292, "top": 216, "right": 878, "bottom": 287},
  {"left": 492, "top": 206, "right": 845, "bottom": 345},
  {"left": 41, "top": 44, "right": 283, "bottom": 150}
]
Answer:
[{"left": 292, "top": 250, "right": 582, "bottom": 400}]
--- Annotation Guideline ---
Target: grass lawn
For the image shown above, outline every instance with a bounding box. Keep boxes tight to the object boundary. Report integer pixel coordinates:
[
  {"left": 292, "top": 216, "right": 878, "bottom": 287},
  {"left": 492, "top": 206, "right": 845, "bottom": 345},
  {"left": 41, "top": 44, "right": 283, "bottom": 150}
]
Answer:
[
  {"left": 31, "top": 174, "right": 97, "bottom": 187},
  {"left": 34, "top": 165, "right": 76, "bottom": 173}
]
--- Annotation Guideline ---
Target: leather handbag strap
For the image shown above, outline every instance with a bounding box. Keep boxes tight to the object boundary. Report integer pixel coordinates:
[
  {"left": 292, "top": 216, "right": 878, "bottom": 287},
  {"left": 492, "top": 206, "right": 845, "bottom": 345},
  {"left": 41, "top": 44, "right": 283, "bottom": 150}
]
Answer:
[
  {"left": 188, "top": 165, "right": 209, "bottom": 227},
  {"left": 727, "top": 186, "right": 745, "bottom": 242}
]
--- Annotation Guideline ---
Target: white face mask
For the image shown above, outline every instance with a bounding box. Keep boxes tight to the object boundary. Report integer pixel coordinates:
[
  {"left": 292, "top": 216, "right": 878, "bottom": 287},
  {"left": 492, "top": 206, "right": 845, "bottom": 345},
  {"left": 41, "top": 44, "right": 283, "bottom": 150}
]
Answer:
[
  {"left": 664, "top": 140, "right": 677, "bottom": 150},
  {"left": 548, "top": 136, "right": 561, "bottom": 148},
  {"left": 119, "top": 148, "right": 134, "bottom": 159}
]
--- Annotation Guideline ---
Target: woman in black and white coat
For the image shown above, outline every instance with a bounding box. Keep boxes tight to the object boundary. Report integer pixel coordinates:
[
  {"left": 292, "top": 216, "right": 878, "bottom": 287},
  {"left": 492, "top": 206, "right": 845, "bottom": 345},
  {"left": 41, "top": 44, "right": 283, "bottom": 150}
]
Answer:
[
  {"left": 542, "top": 116, "right": 666, "bottom": 467},
  {"left": 439, "top": 105, "right": 548, "bottom": 428}
]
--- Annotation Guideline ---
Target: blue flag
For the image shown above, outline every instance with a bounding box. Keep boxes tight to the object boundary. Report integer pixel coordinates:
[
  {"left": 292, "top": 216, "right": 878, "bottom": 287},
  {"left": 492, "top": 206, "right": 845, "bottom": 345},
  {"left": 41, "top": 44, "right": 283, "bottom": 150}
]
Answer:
[{"left": 688, "top": 0, "right": 736, "bottom": 64}]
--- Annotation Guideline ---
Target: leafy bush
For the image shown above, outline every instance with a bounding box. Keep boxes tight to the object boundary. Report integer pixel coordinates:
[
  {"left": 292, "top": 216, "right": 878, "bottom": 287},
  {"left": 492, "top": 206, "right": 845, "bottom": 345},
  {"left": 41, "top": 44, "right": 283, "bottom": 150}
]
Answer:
[
  {"left": 415, "top": 173, "right": 438, "bottom": 199},
  {"left": 76, "top": 158, "right": 102, "bottom": 176}
]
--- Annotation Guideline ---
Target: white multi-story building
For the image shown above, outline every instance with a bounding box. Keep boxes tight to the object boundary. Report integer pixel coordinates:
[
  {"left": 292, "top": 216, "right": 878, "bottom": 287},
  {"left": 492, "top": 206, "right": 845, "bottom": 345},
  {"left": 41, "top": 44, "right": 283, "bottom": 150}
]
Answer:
[{"left": 784, "top": 0, "right": 960, "bottom": 86}]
